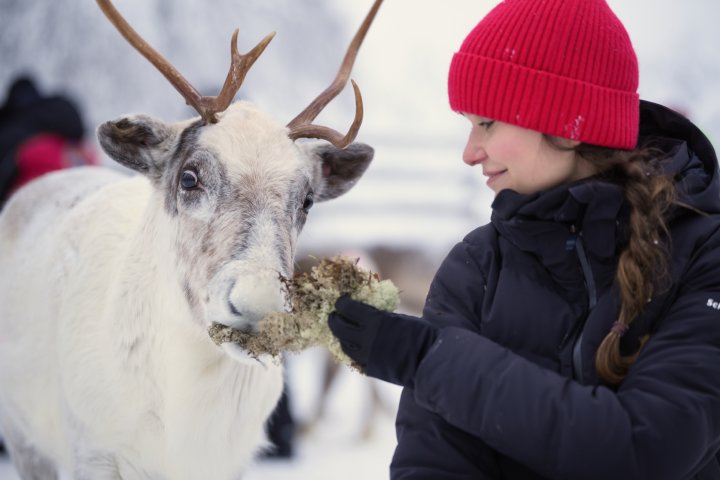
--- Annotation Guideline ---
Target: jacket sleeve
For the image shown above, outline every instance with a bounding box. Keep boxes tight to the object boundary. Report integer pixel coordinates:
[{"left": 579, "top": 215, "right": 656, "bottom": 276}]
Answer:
[
  {"left": 410, "top": 230, "right": 720, "bottom": 480},
  {"left": 392, "top": 387, "right": 503, "bottom": 479},
  {"left": 391, "top": 235, "right": 503, "bottom": 479}
]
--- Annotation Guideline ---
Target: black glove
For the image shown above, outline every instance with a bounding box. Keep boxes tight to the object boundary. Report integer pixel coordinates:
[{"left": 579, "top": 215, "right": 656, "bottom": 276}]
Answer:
[{"left": 328, "top": 295, "right": 439, "bottom": 388}]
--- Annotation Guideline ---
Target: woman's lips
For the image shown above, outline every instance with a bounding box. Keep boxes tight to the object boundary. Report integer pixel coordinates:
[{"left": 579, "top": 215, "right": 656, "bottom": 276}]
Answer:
[{"left": 484, "top": 169, "right": 507, "bottom": 186}]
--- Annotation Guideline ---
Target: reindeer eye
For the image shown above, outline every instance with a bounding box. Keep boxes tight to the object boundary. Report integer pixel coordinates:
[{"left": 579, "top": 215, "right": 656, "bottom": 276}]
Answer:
[
  {"left": 302, "top": 192, "right": 314, "bottom": 213},
  {"left": 180, "top": 170, "right": 198, "bottom": 189}
]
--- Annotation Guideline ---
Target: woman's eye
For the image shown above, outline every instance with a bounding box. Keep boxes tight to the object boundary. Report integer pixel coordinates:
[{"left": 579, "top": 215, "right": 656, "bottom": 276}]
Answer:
[
  {"left": 180, "top": 170, "right": 198, "bottom": 189},
  {"left": 479, "top": 120, "right": 496, "bottom": 131},
  {"left": 302, "top": 192, "right": 314, "bottom": 213}
]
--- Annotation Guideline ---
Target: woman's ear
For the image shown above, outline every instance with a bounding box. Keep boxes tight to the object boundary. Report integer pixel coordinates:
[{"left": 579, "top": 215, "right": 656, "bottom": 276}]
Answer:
[{"left": 552, "top": 136, "right": 582, "bottom": 149}]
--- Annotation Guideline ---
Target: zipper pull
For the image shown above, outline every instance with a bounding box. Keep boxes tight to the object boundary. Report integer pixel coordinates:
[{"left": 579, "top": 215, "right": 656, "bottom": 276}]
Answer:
[{"left": 565, "top": 224, "right": 578, "bottom": 251}]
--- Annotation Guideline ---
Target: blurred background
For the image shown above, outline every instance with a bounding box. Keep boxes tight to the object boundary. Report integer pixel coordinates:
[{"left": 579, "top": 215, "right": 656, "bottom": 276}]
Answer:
[{"left": 1, "top": 0, "right": 719, "bottom": 478}]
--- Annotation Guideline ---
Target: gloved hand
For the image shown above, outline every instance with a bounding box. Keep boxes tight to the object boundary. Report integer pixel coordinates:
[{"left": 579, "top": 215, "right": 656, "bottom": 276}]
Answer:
[{"left": 328, "top": 295, "right": 439, "bottom": 388}]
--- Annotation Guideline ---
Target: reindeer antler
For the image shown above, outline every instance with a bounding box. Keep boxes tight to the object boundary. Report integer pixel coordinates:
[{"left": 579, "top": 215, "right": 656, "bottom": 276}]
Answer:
[
  {"left": 96, "top": 0, "right": 274, "bottom": 124},
  {"left": 287, "top": 0, "right": 384, "bottom": 149}
]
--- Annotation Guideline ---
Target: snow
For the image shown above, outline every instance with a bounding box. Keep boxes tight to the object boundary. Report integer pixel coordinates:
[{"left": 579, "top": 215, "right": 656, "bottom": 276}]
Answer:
[{"left": 1, "top": 1, "right": 719, "bottom": 478}]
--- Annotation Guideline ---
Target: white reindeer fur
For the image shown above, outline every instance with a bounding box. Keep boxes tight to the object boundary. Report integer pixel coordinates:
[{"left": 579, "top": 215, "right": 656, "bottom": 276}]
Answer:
[{"left": 0, "top": 102, "right": 372, "bottom": 479}]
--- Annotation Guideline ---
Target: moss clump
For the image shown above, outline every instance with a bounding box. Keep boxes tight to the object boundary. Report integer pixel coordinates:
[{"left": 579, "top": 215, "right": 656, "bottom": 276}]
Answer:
[{"left": 208, "top": 255, "right": 400, "bottom": 366}]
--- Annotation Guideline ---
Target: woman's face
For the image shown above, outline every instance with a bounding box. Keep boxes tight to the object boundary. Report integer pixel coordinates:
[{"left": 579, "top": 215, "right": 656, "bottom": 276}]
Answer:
[{"left": 461, "top": 113, "right": 597, "bottom": 195}]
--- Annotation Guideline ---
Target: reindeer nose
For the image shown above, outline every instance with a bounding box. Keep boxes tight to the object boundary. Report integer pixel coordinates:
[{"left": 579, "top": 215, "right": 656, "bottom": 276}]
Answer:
[
  {"left": 226, "top": 273, "right": 286, "bottom": 330},
  {"left": 226, "top": 305, "right": 262, "bottom": 332},
  {"left": 227, "top": 301, "right": 255, "bottom": 331}
]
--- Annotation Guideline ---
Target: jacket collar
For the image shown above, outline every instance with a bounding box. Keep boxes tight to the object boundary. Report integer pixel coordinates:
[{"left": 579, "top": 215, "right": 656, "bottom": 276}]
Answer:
[
  {"left": 489, "top": 179, "right": 628, "bottom": 294},
  {"left": 491, "top": 179, "right": 628, "bottom": 259}
]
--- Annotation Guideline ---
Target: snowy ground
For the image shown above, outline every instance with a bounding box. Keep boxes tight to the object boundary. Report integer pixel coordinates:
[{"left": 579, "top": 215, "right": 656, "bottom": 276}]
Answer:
[
  {"left": 0, "top": 348, "right": 403, "bottom": 480},
  {"left": 0, "top": 419, "right": 398, "bottom": 479}
]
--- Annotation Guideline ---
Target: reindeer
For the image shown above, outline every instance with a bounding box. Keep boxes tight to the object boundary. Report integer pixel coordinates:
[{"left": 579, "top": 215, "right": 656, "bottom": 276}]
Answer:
[{"left": 0, "top": 0, "right": 383, "bottom": 478}]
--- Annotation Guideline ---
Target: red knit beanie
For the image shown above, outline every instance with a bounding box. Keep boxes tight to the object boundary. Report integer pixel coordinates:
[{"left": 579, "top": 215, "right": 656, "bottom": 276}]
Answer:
[{"left": 448, "top": 0, "right": 639, "bottom": 150}]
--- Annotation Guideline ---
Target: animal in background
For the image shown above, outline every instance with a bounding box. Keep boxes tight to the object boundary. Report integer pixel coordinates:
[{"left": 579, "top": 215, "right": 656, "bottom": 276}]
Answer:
[{"left": 0, "top": 0, "right": 383, "bottom": 478}]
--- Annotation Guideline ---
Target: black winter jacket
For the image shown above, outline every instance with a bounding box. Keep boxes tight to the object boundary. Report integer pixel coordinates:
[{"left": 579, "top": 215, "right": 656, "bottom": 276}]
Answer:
[{"left": 392, "top": 101, "right": 720, "bottom": 480}]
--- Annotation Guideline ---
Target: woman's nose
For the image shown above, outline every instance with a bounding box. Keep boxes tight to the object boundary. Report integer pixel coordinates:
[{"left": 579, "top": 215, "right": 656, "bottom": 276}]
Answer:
[{"left": 462, "top": 136, "right": 486, "bottom": 166}]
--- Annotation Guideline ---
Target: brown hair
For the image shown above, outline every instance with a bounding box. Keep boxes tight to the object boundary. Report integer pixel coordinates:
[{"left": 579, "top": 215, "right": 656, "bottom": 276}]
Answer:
[{"left": 573, "top": 142, "right": 676, "bottom": 385}]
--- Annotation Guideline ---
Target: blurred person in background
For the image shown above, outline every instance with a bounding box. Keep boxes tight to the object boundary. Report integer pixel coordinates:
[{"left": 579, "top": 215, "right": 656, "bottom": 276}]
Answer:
[
  {"left": 0, "top": 75, "right": 97, "bottom": 209},
  {"left": 328, "top": 0, "right": 720, "bottom": 478}
]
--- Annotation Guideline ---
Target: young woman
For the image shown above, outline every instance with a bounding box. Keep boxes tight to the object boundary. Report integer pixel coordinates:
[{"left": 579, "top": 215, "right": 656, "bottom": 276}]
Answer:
[{"left": 328, "top": 0, "right": 720, "bottom": 478}]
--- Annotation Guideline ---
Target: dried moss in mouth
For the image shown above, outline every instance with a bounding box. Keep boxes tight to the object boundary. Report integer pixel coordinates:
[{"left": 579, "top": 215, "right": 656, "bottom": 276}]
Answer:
[{"left": 208, "top": 255, "right": 400, "bottom": 367}]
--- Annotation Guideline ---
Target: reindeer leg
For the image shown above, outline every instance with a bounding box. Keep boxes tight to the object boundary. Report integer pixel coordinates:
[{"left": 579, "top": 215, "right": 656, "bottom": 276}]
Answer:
[{"left": 298, "top": 351, "right": 340, "bottom": 435}]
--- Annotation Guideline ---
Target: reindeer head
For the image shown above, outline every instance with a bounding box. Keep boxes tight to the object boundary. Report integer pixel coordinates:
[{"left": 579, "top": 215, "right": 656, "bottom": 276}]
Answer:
[{"left": 95, "top": 0, "right": 381, "bottom": 340}]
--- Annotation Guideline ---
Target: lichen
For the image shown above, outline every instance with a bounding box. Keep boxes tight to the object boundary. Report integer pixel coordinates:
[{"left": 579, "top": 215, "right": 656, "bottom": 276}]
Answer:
[{"left": 208, "top": 255, "right": 400, "bottom": 367}]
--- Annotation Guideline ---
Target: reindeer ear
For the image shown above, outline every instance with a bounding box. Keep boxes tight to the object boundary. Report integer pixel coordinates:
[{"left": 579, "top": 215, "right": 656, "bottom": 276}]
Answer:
[
  {"left": 96, "top": 114, "right": 176, "bottom": 180},
  {"left": 305, "top": 142, "right": 374, "bottom": 201}
]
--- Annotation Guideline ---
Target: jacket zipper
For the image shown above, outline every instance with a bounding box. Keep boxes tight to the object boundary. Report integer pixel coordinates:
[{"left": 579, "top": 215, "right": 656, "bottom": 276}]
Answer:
[{"left": 567, "top": 226, "right": 597, "bottom": 383}]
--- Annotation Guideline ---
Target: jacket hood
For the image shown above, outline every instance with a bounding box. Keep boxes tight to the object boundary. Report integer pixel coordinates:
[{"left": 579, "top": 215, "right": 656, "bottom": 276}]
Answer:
[{"left": 640, "top": 100, "right": 720, "bottom": 214}]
